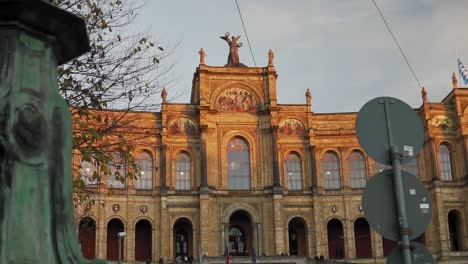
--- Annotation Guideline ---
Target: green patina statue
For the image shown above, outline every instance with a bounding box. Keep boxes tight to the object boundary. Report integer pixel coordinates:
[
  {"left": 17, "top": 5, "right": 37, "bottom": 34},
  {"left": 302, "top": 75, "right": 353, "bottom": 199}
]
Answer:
[{"left": 0, "top": 0, "right": 104, "bottom": 263}]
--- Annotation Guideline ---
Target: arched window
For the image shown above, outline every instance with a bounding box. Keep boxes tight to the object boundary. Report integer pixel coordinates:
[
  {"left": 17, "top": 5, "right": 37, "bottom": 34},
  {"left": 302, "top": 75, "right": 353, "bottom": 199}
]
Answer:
[
  {"left": 322, "top": 152, "right": 340, "bottom": 189},
  {"left": 107, "top": 152, "right": 125, "bottom": 189},
  {"left": 228, "top": 138, "right": 250, "bottom": 190},
  {"left": 349, "top": 151, "right": 366, "bottom": 188},
  {"left": 175, "top": 153, "right": 191, "bottom": 190},
  {"left": 80, "top": 159, "right": 98, "bottom": 186},
  {"left": 135, "top": 151, "right": 153, "bottom": 190},
  {"left": 285, "top": 153, "right": 302, "bottom": 190},
  {"left": 439, "top": 144, "right": 453, "bottom": 181}
]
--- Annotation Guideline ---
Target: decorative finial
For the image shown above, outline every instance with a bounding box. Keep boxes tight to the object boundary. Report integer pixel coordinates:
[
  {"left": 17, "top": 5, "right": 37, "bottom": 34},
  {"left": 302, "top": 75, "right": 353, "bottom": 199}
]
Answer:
[
  {"left": 161, "top": 87, "right": 167, "bottom": 104},
  {"left": 268, "top": 49, "right": 274, "bottom": 66},
  {"left": 199, "top": 48, "right": 206, "bottom": 65},
  {"left": 452, "top": 72, "right": 458, "bottom": 88},
  {"left": 220, "top": 32, "right": 242, "bottom": 65},
  {"left": 305, "top": 88, "right": 312, "bottom": 105},
  {"left": 421, "top": 86, "right": 428, "bottom": 104}
]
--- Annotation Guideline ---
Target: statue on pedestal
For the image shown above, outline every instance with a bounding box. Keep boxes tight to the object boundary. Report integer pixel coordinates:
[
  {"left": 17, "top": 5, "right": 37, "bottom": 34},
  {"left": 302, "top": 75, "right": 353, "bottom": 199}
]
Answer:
[{"left": 220, "top": 32, "right": 242, "bottom": 65}]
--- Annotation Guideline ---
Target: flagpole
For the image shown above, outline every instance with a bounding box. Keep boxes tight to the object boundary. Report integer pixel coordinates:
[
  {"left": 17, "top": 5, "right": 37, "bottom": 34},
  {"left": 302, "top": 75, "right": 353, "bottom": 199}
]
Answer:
[{"left": 457, "top": 49, "right": 462, "bottom": 87}]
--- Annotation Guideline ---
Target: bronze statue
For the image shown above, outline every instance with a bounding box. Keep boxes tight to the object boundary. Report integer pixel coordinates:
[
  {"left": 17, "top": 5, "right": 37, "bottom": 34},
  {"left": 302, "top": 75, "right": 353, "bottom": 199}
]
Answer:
[
  {"left": 220, "top": 32, "right": 242, "bottom": 65},
  {"left": 421, "top": 87, "right": 429, "bottom": 104},
  {"left": 0, "top": 1, "right": 105, "bottom": 262},
  {"left": 199, "top": 48, "right": 206, "bottom": 65},
  {"left": 306, "top": 88, "right": 312, "bottom": 105},
  {"left": 452, "top": 72, "right": 458, "bottom": 88},
  {"left": 268, "top": 49, "right": 274, "bottom": 66}
]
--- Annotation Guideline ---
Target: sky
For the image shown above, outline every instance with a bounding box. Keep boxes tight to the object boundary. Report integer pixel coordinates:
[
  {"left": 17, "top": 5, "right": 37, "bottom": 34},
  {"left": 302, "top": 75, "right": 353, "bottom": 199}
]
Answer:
[{"left": 135, "top": 0, "right": 468, "bottom": 113}]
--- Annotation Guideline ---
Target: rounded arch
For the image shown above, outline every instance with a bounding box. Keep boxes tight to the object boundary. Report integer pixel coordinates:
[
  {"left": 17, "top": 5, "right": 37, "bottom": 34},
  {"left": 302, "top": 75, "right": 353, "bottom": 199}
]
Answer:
[
  {"left": 210, "top": 81, "right": 263, "bottom": 108},
  {"left": 171, "top": 216, "right": 196, "bottom": 228},
  {"left": 319, "top": 149, "right": 341, "bottom": 160},
  {"left": 284, "top": 150, "right": 304, "bottom": 160},
  {"left": 133, "top": 216, "right": 155, "bottom": 229},
  {"left": 168, "top": 117, "right": 198, "bottom": 136},
  {"left": 105, "top": 215, "right": 126, "bottom": 228},
  {"left": 278, "top": 118, "right": 306, "bottom": 136},
  {"left": 345, "top": 148, "right": 366, "bottom": 160},
  {"left": 223, "top": 203, "right": 260, "bottom": 224},
  {"left": 286, "top": 215, "right": 310, "bottom": 231}
]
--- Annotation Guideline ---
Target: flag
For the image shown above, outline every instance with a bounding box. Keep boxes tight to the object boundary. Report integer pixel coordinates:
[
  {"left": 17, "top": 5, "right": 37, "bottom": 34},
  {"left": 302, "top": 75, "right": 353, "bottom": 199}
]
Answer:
[
  {"left": 252, "top": 247, "right": 257, "bottom": 264},
  {"left": 458, "top": 59, "right": 468, "bottom": 85},
  {"left": 198, "top": 244, "right": 203, "bottom": 264},
  {"left": 225, "top": 245, "right": 230, "bottom": 264}
]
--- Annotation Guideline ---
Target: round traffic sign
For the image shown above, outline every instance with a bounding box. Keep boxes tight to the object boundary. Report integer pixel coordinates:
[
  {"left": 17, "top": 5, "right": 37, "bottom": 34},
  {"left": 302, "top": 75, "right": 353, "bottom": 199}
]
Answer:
[
  {"left": 362, "top": 170, "right": 432, "bottom": 241},
  {"left": 356, "top": 97, "right": 424, "bottom": 165},
  {"left": 387, "top": 242, "right": 435, "bottom": 264}
]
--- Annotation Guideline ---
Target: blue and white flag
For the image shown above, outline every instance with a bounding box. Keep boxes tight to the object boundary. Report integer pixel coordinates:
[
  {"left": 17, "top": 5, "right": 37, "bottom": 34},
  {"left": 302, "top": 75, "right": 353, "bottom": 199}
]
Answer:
[{"left": 458, "top": 59, "right": 468, "bottom": 85}]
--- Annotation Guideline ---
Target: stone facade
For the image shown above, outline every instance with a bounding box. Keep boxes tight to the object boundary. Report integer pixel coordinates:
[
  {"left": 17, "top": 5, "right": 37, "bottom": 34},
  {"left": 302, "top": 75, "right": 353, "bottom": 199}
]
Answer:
[{"left": 75, "top": 60, "right": 468, "bottom": 264}]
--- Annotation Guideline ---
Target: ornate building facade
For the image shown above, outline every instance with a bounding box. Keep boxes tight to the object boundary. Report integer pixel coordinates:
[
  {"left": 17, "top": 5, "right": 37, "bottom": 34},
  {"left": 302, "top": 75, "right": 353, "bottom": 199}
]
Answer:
[{"left": 75, "top": 53, "right": 468, "bottom": 264}]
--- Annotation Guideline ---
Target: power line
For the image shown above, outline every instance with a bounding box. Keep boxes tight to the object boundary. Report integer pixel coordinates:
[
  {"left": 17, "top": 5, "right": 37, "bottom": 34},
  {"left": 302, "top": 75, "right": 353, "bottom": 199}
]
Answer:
[
  {"left": 234, "top": 0, "right": 258, "bottom": 67},
  {"left": 371, "top": 0, "right": 423, "bottom": 89}
]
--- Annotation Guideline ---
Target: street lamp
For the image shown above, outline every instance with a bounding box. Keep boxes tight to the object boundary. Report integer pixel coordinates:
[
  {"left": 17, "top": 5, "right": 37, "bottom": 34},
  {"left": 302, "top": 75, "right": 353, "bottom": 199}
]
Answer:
[{"left": 118, "top": 232, "right": 127, "bottom": 264}]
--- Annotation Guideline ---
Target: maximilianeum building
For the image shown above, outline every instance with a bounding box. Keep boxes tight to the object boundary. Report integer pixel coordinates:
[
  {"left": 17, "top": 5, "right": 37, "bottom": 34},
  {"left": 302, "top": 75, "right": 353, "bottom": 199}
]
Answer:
[{"left": 74, "top": 49, "right": 468, "bottom": 264}]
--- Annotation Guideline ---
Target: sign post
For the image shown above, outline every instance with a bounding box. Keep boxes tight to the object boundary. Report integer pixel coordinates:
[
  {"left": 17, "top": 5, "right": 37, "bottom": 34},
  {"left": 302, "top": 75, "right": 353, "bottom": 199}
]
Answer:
[{"left": 356, "top": 97, "right": 433, "bottom": 264}]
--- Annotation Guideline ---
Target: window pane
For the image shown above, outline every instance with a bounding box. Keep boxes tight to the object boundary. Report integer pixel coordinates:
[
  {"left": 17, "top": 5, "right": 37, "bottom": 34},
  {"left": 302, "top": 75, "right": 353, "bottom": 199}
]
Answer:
[
  {"left": 323, "top": 152, "right": 340, "bottom": 189},
  {"left": 286, "top": 153, "right": 302, "bottom": 190},
  {"left": 107, "top": 152, "right": 125, "bottom": 189},
  {"left": 349, "top": 152, "right": 366, "bottom": 188},
  {"left": 228, "top": 138, "right": 250, "bottom": 190},
  {"left": 136, "top": 151, "right": 153, "bottom": 190},
  {"left": 81, "top": 160, "right": 98, "bottom": 186},
  {"left": 439, "top": 145, "right": 453, "bottom": 181},
  {"left": 175, "top": 153, "right": 191, "bottom": 190}
]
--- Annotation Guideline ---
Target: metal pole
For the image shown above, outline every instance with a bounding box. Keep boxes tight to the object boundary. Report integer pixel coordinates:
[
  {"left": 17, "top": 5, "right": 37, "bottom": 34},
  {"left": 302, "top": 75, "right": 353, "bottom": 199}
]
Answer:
[
  {"left": 118, "top": 236, "right": 122, "bottom": 264},
  {"left": 382, "top": 100, "right": 412, "bottom": 264}
]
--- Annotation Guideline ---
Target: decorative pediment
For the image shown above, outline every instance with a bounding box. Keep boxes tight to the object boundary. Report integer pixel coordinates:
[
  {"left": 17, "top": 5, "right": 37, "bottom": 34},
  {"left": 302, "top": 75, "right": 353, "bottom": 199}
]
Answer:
[
  {"left": 279, "top": 118, "right": 305, "bottom": 136},
  {"left": 216, "top": 88, "right": 257, "bottom": 112},
  {"left": 430, "top": 115, "right": 452, "bottom": 128},
  {"left": 169, "top": 117, "right": 197, "bottom": 136}
]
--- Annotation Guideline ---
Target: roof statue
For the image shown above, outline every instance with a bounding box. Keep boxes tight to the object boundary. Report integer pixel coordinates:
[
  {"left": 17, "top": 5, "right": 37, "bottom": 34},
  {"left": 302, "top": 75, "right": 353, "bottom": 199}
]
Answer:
[
  {"left": 161, "top": 86, "right": 167, "bottom": 104},
  {"left": 305, "top": 88, "right": 312, "bottom": 105},
  {"left": 199, "top": 48, "right": 206, "bottom": 65},
  {"left": 220, "top": 32, "right": 243, "bottom": 66},
  {"left": 268, "top": 49, "right": 274, "bottom": 66},
  {"left": 421, "top": 86, "right": 429, "bottom": 104},
  {"left": 452, "top": 72, "right": 458, "bottom": 88}
]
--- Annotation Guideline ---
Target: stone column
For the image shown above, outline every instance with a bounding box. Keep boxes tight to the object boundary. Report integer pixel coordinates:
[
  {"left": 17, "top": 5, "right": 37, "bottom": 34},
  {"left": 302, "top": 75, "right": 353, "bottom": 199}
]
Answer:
[
  {"left": 253, "top": 223, "right": 259, "bottom": 254},
  {"left": 257, "top": 223, "right": 263, "bottom": 255},
  {"left": 429, "top": 138, "right": 439, "bottom": 180},
  {"left": 200, "top": 125, "right": 208, "bottom": 190},
  {"left": 271, "top": 126, "right": 282, "bottom": 193},
  {"left": 273, "top": 194, "right": 285, "bottom": 254},
  {"left": 160, "top": 145, "right": 168, "bottom": 192}
]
